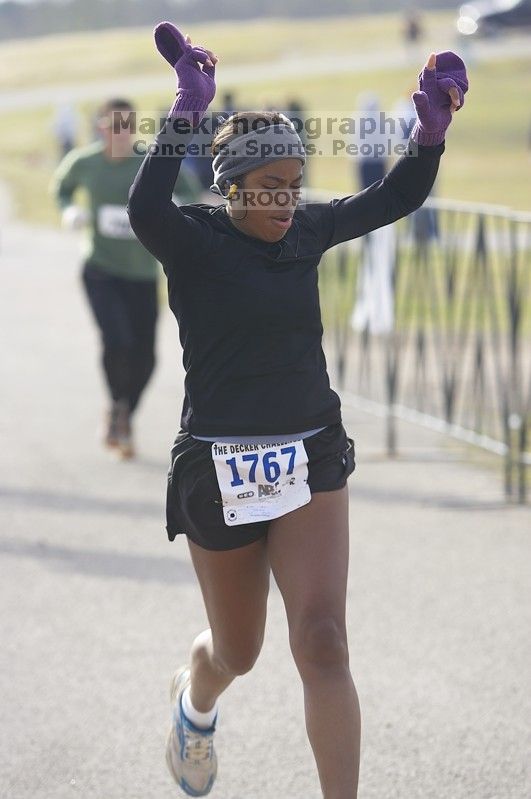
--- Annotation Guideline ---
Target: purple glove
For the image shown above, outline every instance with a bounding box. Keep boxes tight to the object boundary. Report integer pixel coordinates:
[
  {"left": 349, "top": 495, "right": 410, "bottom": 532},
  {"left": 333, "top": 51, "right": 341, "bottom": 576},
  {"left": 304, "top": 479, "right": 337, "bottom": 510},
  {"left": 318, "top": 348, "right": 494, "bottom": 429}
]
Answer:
[
  {"left": 154, "top": 22, "right": 217, "bottom": 124},
  {"left": 411, "top": 51, "right": 468, "bottom": 146}
]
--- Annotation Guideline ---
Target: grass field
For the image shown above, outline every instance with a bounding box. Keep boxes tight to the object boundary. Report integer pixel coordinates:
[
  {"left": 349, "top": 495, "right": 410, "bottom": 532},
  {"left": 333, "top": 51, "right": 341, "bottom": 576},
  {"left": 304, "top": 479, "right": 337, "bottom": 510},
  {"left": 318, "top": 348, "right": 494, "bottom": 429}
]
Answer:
[
  {"left": 0, "top": 12, "right": 454, "bottom": 91},
  {"left": 0, "top": 11, "right": 530, "bottom": 225}
]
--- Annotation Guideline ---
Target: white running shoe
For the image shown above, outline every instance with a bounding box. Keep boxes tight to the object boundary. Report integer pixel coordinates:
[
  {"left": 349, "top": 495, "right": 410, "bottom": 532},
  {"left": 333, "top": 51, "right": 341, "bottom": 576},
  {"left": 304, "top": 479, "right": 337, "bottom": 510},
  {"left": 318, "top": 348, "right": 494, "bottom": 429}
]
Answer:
[{"left": 166, "top": 666, "right": 218, "bottom": 797}]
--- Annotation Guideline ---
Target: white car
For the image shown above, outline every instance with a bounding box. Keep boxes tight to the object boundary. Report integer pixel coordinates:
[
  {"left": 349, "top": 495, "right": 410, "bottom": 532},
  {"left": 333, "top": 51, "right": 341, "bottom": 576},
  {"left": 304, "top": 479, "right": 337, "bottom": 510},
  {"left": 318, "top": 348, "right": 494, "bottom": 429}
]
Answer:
[{"left": 457, "top": 0, "right": 531, "bottom": 35}]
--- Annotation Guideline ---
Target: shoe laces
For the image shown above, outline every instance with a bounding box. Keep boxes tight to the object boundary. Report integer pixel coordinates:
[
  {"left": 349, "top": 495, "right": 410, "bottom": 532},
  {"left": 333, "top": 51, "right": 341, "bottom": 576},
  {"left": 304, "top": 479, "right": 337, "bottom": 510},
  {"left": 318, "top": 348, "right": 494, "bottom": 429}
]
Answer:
[{"left": 182, "top": 729, "right": 214, "bottom": 763}]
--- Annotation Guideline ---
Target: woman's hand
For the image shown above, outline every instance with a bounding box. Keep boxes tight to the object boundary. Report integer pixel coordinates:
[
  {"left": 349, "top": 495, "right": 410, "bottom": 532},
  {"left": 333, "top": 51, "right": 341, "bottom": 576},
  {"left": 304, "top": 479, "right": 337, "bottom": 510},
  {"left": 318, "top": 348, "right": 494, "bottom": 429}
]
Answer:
[
  {"left": 154, "top": 22, "right": 218, "bottom": 114},
  {"left": 411, "top": 51, "right": 469, "bottom": 146},
  {"left": 61, "top": 205, "right": 89, "bottom": 230}
]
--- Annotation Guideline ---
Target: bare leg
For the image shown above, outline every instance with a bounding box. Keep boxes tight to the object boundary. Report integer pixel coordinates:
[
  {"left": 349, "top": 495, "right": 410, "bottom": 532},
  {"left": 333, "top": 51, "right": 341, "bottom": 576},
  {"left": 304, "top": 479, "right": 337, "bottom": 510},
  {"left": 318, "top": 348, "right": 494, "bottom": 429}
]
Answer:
[
  {"left": 267, "top": 487, "right": 360, "bottom": 799},
  {"left": 186, "top": 536, "right": 270, "bottom": 712}
]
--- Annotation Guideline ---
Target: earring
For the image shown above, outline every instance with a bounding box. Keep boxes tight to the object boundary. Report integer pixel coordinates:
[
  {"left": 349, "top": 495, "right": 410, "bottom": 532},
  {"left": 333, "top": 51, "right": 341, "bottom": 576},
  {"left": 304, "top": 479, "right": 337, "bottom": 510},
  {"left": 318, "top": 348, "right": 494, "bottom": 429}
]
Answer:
[{"left": 226, "top": 182, "right": 246, "bottom": 221}]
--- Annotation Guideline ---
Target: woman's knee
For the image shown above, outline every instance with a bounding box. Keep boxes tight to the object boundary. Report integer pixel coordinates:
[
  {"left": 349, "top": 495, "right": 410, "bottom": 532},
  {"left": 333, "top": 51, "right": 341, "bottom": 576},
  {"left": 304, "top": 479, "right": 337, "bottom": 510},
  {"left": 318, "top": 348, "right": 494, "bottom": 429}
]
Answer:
[
  {"left": 290, "top": 614, "right": 349, "bottom": 678},
  {"left": 213, "top": 632, "right": 264, "bottom": 676}
]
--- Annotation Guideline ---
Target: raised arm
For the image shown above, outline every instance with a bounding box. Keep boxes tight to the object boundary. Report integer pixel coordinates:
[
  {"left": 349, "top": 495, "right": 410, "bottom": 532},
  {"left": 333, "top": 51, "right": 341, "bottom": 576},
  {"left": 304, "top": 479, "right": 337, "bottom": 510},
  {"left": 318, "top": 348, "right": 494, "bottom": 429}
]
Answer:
[
  {"left": 321, "top": 140, "right": 443, "bottom": 248},
  {"left": 317, "top": 51, "right": 468, "bottom": 250},
  {"left": 127, "top": 24, "right": 218, "bottom": 266}
]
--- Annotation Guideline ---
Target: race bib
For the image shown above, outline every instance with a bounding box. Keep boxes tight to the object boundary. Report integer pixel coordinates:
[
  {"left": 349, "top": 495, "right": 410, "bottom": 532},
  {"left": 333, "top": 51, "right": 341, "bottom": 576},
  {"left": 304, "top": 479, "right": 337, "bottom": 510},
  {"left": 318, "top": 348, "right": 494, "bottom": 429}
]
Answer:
[
  {"left": 211, "top": 439, "right": 311, "bottom": 526},
  {"left": 97, "top": 204, "right": 136, "bottom": 239}
]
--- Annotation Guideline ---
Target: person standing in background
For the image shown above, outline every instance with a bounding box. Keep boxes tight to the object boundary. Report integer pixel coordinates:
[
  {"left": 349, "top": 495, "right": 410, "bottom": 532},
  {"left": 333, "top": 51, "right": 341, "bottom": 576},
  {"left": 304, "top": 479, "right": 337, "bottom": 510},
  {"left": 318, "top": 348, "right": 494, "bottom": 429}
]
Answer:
[
  {"left": 286, "top": 98, "right": 310, "bottom": 184},
  {"left": 349, "top": 91, "right": 395, "bottom": 334},
  {"left": 352, "top": 91, "right": 388, "bottom": 190},
  {"left": 403, "top": 5, "right": 424, "bottom": 56},
  {"left": 52, "top": 97, "right": 199, "bottom": 458},
  {"left": 392, "top": 87, "right": 439, "bottom": 242},
  {"left": 52, "top": 103, "right": 79, "bottom": 159},
  {"left": 185, "top": 90, "right": 236, "bottom": 196}
]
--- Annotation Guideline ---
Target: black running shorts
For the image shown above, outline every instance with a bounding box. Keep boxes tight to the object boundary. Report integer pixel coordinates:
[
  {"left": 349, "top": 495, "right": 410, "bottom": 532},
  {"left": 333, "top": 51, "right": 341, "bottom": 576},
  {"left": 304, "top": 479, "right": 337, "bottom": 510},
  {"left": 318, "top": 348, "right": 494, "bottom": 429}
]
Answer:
[{"left": 166, "top": 423, "right": 355, "bottom": 551}]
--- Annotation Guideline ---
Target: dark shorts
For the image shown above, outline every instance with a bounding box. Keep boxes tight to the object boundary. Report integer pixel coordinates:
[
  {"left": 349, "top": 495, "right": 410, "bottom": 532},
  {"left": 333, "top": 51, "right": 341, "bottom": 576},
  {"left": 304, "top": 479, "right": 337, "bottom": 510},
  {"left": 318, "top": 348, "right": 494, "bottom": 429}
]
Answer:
[{"left": 166, "top": 423, "right": 355, "bottom": 551}]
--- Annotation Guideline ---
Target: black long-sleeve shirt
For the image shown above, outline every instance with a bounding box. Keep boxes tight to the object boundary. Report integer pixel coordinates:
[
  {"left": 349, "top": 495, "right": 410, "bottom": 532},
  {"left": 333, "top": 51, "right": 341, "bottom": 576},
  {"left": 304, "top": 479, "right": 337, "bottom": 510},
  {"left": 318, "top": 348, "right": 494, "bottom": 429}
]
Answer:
[{"left": 128, "top": 128, "right": 443, "bottom": 436}]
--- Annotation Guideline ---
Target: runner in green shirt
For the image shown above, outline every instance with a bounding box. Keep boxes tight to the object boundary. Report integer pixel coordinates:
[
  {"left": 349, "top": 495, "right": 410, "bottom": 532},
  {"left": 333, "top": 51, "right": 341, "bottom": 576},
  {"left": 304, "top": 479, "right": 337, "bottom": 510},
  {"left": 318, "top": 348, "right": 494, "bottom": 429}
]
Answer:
[{"left": 53, "top": 97, "right": 201, "bottom": 458}]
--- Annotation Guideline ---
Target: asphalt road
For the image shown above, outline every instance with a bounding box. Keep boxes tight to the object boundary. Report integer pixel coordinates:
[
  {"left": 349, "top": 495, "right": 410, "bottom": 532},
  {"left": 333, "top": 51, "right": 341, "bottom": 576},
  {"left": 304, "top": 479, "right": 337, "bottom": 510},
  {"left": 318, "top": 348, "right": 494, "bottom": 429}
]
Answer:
[{"left": 0, "top": 205, "right": 530, "bottom": 799}]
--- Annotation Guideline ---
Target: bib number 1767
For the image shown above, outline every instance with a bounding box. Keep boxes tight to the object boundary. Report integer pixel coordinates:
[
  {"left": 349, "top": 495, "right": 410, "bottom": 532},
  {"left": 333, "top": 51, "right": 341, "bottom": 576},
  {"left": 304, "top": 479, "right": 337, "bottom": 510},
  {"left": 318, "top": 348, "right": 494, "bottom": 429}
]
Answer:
[
  {"left": 211, "top": 439, "right": 310, "bottom": 526},
  {"left": 225, "top": 445, "right": 296, "bottom": 487}
]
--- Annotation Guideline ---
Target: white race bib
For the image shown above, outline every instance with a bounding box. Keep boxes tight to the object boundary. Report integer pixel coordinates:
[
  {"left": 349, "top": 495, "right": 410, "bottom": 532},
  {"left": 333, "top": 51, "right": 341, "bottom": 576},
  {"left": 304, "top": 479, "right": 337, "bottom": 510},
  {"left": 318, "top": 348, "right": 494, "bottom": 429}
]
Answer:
[
  {"left": 97, "top": 204, "right": 136, "bottom": 239},
  {"left": 211, "top": 439, "right": 311, "bottom": 526}
]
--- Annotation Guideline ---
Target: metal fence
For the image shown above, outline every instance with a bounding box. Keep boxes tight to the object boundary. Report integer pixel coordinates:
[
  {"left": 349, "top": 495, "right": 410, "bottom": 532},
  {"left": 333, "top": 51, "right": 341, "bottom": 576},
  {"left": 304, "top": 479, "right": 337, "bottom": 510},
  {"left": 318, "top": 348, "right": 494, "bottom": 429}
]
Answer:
[{"left": 318, "top": 197, "right": 531, "bottom": 503}]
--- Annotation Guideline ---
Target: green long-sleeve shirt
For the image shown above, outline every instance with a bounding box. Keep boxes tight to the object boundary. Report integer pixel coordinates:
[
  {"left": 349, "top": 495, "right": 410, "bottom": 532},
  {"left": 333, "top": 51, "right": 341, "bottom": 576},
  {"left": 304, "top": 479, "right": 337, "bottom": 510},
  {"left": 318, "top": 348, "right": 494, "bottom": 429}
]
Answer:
[{"left": 52, "top": 140, "right": 200, "bottom": 280}]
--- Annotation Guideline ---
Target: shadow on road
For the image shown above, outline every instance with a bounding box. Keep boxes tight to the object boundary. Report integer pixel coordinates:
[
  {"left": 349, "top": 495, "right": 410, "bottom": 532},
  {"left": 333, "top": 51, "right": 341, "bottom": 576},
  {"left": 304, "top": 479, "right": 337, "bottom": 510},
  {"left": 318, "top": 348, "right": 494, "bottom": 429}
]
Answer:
[
  {"left": 0, "top": 485, "right": 162, "bottom": 518},
  {"left": 351, "top": 483, "right": 506, "bottom": 511},
  {"left": 0, "top": 536, "right": 195, "bottom": 584}
]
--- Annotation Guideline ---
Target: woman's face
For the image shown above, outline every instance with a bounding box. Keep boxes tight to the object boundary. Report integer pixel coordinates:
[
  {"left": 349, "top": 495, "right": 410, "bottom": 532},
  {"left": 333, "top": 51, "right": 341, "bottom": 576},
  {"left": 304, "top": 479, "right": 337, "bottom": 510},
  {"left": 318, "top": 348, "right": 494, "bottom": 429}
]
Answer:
[{"left": 227, "top": 158, "right": 304, "bottom": 243}]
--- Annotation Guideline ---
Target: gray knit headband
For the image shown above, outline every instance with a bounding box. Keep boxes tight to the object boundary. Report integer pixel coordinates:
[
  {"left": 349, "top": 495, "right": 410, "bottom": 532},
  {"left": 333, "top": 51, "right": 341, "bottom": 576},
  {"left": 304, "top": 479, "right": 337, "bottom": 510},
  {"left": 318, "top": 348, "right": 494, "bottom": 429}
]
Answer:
[{"left": 210, "top": 123, "right": 306, "bottom": 196}]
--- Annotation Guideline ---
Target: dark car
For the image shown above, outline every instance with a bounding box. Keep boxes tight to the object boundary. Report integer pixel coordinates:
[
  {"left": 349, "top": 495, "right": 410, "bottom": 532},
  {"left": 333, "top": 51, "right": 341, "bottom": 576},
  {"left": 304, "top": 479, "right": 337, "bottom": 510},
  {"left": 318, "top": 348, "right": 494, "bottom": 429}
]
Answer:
[{"left": 457, "top": 0, "right": 531, "bottom": 35}]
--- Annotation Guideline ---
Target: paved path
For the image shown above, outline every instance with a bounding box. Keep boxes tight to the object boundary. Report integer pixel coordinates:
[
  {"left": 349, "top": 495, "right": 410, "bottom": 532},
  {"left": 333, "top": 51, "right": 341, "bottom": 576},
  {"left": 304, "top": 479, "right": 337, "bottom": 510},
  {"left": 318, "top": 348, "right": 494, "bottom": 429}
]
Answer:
[
  {"left": 1, "top": 34, "right": 530, "bottom": 112},
  {"left": 0, "top": 203, "right": 529, "bottom": 798}
]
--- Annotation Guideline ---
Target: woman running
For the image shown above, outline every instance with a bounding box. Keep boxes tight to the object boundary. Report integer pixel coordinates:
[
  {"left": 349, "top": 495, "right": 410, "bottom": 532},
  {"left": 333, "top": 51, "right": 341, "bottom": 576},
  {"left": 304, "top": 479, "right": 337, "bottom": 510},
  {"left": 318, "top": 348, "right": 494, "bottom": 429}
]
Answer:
[
  {"left": 128, "top": 23, "right": 468, "bottom": 798},
  {"left": 53, "top": 97, "right": 200, "bottom": 458}
]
